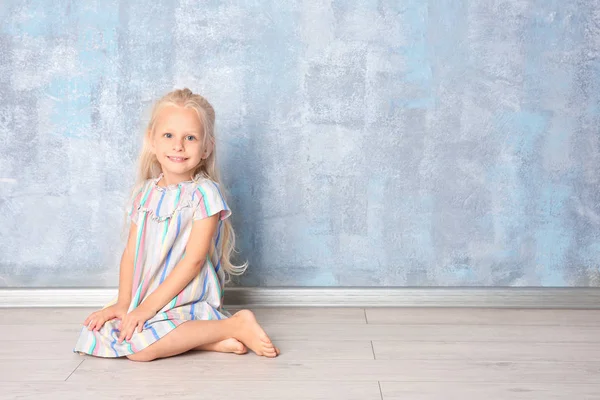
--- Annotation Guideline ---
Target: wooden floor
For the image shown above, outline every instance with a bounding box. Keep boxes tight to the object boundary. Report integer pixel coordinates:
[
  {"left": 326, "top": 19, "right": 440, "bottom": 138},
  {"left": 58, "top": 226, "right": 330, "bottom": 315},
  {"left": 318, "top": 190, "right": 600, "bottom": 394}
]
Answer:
[{"left": 1, "top": 307, "right": 599, "bottom": 399}]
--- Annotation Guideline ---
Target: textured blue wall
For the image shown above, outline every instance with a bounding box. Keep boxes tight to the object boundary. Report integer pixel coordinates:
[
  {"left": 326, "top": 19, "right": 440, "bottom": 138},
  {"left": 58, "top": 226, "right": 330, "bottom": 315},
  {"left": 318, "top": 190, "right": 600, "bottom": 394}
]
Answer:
[{"left": 1, "top": 0, "right": 599, "bottom": 287}]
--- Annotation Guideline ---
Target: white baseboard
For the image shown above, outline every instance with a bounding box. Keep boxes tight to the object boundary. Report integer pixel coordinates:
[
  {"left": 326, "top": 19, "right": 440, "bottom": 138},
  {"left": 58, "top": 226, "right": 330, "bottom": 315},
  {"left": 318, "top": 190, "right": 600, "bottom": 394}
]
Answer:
[{"left": 1, "top": 287, "right": 599, "bottom": 308}]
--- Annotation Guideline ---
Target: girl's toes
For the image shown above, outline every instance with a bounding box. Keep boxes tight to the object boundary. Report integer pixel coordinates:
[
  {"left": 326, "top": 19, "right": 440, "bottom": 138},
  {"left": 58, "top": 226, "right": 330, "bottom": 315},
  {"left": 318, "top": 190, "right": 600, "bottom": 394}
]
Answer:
[
  {"left": 263, "top": 346, "right": 277, "bottom": 357},
  {"left": 237, "top": 344, "right": 248, "bottom": 354},
  {"left": 260, "top": 336, "right": 272, "bottom": 344}
]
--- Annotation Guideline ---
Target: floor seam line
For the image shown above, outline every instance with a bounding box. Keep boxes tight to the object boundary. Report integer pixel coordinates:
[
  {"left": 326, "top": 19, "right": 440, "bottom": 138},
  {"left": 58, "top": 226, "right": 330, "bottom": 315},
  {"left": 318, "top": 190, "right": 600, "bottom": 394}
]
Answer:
[
  {"left": 65, "top": 359, "right": 85, "bottom": 382},
  {"left": 371, "top": 340, "right": 376, "bottom": 360}
]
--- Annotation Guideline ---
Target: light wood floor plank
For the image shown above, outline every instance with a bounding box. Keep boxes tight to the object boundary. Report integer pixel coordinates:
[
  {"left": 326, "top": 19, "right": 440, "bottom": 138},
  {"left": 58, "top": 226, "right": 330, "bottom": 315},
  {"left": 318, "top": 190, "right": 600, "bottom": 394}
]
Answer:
[
  {"left": 3, "top": 323, "right": 598, "bottom": 342},
  {"left": 0, "top": 381, "right": 382, "bottom": 400},
  {"left": 366, "top": 308, "right": 600, "bottom": 326},
  {"left": 0, "top": 340, "right": 81, "bottom": 360},
  {"left": 68, "top": 358, "right": 600, "bottom": 383},
  {"left": 0, "top": 308, "right": 94, "bottom": 324},
  {"left": 0, "top": 324, "right": 82, "bottom": 341},
  {"left": 3, "top": 306, "right": 599, "bottom": 398},
  {"left": 264, "top": 323, "right": 600, "bottom": 342},
  {"left": 244, "top": 340, "right": 374, "bottom": 360},
  {"left": 230, "top": 307, "right": 367, "bottom": 324},
  {"left": 373, "top": 341, "right": 600, "bottom": 362},
  {"left": 0, "top": 360, "right": 83, "bottom": 382},
  {"left": 380, "top": 382, "right": 600, "bottom": 400}
]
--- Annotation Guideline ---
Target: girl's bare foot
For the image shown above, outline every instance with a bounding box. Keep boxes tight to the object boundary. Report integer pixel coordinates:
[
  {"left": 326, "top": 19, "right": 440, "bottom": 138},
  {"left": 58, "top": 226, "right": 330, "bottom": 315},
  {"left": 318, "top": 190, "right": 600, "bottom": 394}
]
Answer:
[
  {"left": 231, "top": 310, "right": 280, "bottom": 358},
  {"left": 195, "top": 338, "right": 248, "bottom": 355}
]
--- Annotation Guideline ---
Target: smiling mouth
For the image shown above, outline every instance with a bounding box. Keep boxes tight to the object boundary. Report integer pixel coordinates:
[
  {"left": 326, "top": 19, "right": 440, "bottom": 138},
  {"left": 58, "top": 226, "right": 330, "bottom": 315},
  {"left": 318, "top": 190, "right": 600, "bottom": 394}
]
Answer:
[{"left": 168, "top": 156, "right": 188, "bottom": 162}]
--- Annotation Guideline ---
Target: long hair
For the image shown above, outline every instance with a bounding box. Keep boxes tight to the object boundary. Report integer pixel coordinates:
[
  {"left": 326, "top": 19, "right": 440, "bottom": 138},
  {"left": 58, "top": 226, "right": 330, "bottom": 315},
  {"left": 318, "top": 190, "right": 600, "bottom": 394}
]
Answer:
[{"left": 122, "top": 88, "right": 248, "bottom": 282}]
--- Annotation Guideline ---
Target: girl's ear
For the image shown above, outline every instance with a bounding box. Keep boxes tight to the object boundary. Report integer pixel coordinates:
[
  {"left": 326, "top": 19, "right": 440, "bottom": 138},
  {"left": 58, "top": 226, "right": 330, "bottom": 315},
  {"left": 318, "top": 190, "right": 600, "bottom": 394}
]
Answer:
[
  {"left": 147, "top": 129, "right": 156, "bottom": 154},
  {"left": 203, "top": 141, "right": 214, "bottom": 159}
]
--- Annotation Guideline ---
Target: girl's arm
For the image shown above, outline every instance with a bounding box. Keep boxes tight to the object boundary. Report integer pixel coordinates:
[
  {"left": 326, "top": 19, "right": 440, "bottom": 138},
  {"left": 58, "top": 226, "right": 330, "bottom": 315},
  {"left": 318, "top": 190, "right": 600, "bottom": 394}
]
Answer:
[
  {"left": 139, "top": 213, "right": 220, "bottom": 314},
  {"left": 83, "top": 223, "right": 137, "bottom": 331},
  {"left": 117, "top": 222, "right": 139, "bottom": 305}
]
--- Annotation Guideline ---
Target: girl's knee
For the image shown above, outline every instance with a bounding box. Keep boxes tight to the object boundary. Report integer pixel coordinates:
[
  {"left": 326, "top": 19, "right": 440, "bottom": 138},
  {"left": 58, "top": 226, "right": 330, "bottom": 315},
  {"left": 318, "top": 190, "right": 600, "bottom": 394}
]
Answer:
[{"left": 126, "top": 350, "right": 156, "bottom": 362}]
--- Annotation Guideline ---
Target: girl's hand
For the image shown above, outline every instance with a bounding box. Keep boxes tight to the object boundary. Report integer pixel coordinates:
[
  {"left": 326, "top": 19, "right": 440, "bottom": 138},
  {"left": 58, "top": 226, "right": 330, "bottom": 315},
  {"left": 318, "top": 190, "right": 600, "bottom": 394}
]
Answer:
[
  {"left": 118, "top": 305, "right": 156, "bottom": 343},
  {"left": 83, "top": 302, "right": 129, "bottom": 332}
]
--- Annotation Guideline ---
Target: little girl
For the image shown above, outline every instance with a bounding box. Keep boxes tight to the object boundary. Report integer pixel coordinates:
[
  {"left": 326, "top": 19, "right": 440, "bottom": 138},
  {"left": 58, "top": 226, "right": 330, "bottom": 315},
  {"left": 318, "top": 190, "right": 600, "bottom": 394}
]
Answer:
[{"left": 73, "top": 88, "right": 279, "bottom": 361}]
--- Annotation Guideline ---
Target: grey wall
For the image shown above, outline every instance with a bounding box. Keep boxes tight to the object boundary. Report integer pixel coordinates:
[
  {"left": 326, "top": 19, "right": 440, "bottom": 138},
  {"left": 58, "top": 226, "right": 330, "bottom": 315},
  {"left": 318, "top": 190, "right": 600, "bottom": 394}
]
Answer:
[{"left": 1, "top": 0, "right": 599, "bottom": 287}]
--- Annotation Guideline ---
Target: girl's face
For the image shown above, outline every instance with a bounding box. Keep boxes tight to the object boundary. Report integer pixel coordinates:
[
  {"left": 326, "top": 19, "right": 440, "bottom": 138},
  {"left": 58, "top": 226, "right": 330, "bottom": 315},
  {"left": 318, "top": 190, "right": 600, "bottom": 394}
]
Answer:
[{"left": 151, "top": 105, "right": 205, "bottom": 182}]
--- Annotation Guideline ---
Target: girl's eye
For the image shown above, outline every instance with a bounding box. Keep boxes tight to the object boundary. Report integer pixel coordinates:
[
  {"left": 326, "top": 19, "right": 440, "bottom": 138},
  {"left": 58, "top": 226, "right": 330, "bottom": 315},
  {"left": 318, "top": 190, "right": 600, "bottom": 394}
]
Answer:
[{"left": 162, "top": 133, "right": 195, "bottom": 140}]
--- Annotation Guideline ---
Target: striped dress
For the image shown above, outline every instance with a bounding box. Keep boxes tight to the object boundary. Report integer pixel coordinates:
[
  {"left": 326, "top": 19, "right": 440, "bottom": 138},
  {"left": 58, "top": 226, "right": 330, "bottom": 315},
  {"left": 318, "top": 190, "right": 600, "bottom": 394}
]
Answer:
[{"left": 73, "top": 172, "right": 232, "bottom": 357}]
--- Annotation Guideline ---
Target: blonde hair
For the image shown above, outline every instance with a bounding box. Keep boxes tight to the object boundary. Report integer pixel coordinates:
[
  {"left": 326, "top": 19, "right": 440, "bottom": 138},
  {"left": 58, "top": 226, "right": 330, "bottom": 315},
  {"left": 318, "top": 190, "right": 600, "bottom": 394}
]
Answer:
[{"left": 122, "top": 88, "right": 248, "bottom": 282}]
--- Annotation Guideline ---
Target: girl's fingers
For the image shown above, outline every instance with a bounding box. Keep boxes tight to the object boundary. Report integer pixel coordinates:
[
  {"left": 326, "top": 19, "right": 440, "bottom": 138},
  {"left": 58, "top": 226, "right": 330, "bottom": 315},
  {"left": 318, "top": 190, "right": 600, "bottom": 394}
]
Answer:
[
  {"left": 117, "top": 318, "right": 144, "bottom": 342},
  {"left": 119, "top": 322, "right": 131, "bottom": 342},
  {"left": 127, "top": 326, "right": 134, "bottom": 340},
  {"left": 85, "top": 310, "right": 106, "bottom": 327},
  {"left": 127, "top": 321, "right": 141, "bottom": 341},
  {"left": 84, "top": 312, "right": 97, "bottom": 327},
  {"left": 118, "top": 323, "right": 125, "bottom": 341}
]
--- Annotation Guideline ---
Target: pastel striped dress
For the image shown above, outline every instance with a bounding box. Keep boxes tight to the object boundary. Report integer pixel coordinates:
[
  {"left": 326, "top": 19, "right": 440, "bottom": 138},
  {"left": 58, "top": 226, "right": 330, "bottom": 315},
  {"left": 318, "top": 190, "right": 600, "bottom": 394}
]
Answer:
[{"left": 73, "top": 172, "right": 232, "bottom": 357}]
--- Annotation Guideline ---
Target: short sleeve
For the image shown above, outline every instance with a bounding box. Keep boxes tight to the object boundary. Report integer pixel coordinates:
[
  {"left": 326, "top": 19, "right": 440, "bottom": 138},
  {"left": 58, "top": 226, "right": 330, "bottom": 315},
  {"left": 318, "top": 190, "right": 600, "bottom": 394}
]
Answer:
[
  {"left": 127, "top": 185, "right": 145, "bottom": 225},
  {"left": 193, "top": 180, "right": 232, "bottom": 221}
]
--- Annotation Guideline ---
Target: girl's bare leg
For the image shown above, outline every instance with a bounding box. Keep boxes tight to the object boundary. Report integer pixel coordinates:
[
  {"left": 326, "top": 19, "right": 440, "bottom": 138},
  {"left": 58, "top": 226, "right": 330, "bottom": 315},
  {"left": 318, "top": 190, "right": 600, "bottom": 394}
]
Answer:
[
  {"left": 193, "top": 338, "right": 248, "bottom": 354},
  {"left": 126, "top": 310, "right": 279, "bottom": 362}
]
